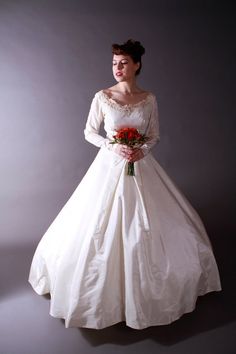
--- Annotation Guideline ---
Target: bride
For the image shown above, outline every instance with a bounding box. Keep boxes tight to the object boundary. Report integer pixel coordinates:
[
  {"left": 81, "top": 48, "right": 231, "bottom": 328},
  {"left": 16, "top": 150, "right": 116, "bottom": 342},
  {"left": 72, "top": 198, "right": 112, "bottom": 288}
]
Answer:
[{"left": 28, "top": 39, "right": 222, "bottom": 330}]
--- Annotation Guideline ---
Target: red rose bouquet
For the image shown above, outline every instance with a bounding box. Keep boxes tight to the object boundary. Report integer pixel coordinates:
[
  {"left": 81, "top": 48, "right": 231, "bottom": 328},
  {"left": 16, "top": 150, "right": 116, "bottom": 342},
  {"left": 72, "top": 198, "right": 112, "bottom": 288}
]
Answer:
[{"left": 110, "top": 127, "right": 148, "bottom": 176}]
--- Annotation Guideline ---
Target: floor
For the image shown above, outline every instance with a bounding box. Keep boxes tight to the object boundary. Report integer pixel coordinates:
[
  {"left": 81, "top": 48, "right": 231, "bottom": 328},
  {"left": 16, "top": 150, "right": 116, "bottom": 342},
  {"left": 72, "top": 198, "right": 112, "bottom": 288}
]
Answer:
[{"left": 0, "top": 243, "right": 235, "bottom": 354}]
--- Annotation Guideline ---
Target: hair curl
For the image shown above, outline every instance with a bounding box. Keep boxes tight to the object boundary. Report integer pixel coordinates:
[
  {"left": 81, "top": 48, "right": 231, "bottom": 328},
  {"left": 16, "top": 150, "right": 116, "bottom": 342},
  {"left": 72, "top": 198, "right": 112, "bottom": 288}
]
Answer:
[{"left": 112, "top": 39, "right": 145, "bottom": 75}]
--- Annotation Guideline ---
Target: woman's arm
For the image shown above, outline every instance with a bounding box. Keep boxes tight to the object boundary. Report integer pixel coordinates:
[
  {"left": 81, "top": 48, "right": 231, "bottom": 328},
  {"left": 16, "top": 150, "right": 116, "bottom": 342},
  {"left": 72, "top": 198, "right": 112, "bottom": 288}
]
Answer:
[
  {"left": 84, "top": 92, "right": 110, "bottom": 148},
  {"left": 140, "top": 94, "right": 160, "bottom": 156}
]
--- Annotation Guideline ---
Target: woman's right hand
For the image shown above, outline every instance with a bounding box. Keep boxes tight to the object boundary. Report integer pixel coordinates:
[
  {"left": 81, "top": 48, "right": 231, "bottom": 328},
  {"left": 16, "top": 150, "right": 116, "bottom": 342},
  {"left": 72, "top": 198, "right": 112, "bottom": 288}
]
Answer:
[{"left": 113, "top": 144, "right": 133, "bottom": 160}]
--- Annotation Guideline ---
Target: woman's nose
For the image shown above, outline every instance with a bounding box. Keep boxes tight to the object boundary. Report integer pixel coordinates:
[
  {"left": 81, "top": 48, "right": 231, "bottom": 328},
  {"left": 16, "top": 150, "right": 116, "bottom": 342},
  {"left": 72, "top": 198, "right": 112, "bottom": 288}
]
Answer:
[{"left": 117, "top": 62, "right": 123, "bottom": 69}]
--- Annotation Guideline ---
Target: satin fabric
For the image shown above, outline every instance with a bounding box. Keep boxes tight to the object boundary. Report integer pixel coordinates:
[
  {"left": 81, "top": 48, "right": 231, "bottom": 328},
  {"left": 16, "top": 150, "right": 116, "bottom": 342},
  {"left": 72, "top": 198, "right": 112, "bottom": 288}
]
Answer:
[{"left": 28, "top": 91, "right": 221, "bottom": 329}]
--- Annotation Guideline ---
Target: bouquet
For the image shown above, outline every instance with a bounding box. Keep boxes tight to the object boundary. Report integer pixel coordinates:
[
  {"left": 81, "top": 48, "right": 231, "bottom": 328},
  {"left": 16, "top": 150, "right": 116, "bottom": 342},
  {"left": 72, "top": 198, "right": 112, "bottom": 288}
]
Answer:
[{"left": 110, "top": 127, "right": 148, "bottom": 176}]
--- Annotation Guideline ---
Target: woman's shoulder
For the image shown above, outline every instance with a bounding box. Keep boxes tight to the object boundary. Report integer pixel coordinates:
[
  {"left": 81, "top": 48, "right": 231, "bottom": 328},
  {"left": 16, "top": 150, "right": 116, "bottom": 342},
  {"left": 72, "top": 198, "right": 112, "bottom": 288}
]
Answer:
[
  {"left": 95, "top": 86, "right": 117, "bottom": 100},
  {"left": 92, "top": 90, "right": 109, "bottom": 104},
  {"left": 93, "top": 89, "right": 104, "bottom": 98}
]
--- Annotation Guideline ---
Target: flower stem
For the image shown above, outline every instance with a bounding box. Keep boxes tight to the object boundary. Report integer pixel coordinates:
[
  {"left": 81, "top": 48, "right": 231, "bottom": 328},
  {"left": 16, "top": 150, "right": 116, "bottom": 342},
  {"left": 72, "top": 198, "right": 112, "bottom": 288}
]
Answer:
[{"left": 127, "top": 162, "right": 135, "bottom": 176}]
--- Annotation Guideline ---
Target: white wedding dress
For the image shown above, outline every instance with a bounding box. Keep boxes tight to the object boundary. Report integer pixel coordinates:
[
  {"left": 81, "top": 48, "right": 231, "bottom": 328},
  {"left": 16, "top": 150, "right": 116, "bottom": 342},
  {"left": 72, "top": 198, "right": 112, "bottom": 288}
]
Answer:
[{"left": 28, "top": 90, "right": 222, "bottom": 329}]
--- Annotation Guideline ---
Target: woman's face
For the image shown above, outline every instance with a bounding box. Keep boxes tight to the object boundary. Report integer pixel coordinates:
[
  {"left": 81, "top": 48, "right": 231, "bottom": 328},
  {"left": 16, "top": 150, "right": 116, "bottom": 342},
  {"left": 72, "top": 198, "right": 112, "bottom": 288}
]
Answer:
[{"left": 112, "top": 54, "right": 140, "bottom": 82}]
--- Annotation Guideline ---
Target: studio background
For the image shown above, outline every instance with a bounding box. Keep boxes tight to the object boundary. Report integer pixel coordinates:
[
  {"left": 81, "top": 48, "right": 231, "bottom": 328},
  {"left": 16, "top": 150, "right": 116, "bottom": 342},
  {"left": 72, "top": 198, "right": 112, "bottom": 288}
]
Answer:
[{"left": 0, "top": 1, "right": 235, "bottom": 354}]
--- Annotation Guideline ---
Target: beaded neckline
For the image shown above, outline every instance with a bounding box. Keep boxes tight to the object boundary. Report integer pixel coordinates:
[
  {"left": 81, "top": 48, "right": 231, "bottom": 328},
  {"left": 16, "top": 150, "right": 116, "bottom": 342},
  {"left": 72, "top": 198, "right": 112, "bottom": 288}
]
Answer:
[{"left": 99, "top": 90, "right": 153, "bottom": 112}]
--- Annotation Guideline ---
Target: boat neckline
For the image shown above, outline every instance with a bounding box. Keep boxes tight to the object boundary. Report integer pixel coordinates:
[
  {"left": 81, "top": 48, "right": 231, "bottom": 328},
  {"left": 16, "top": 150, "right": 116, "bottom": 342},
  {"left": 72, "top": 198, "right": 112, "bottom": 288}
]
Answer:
[{"left": 100, "top": 90, "right": 152, "bottom": 108}]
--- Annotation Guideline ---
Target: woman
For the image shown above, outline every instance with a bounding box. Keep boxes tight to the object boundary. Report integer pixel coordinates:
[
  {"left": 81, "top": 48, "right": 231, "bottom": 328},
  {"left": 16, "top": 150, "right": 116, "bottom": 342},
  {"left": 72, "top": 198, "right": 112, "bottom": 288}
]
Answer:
[{"left": 29, "top": 39, "right": 222, "bottom": 330}]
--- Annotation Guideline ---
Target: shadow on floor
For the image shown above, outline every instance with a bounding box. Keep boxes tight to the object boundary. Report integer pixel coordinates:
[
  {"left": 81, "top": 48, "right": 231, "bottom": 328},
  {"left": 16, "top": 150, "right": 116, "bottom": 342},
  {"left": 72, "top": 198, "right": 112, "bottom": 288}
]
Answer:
[{"left": 79, "top": 279, "right": 235, "bottom": 346}]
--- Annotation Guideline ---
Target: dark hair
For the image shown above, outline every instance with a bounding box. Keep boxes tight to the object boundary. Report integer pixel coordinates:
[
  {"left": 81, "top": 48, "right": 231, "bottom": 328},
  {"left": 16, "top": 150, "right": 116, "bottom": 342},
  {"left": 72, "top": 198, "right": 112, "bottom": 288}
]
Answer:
[{"left": 112, "top": 39, "right": 145, "bottom": 76}]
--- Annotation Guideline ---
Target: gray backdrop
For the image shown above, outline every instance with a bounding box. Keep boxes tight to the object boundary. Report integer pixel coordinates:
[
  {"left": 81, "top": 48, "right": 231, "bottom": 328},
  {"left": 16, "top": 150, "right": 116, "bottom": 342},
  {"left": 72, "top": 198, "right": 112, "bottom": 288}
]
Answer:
[
  {"left": 1, "top": 0, "right": 235, "bottom": 271},
  {"left": 0, "top": 1, "right": 235, "bottom": 353}
]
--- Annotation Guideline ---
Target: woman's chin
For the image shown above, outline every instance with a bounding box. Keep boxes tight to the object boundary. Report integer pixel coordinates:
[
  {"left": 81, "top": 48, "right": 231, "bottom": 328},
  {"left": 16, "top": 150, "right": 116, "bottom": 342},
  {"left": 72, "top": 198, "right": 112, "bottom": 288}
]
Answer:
[{"left": 114, "top": 77, "right": 127, "bottom": 83}]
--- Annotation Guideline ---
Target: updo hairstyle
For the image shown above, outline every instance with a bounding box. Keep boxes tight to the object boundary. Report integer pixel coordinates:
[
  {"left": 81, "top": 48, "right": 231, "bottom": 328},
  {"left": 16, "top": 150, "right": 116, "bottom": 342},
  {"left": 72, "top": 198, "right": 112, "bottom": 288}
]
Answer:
[{"left": 111, "top": 39, "right": 145, "bottom": 76}]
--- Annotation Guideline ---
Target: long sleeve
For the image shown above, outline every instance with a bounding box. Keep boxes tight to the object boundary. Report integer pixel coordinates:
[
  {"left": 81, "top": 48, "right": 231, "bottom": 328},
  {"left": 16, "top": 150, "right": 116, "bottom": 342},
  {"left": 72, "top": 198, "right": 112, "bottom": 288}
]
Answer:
[
  {"left": 140, "top": 95, "right": 160, "bottom": 156},
  {"left": 84, "top": 93, "right": 110, "bottom": 148}
]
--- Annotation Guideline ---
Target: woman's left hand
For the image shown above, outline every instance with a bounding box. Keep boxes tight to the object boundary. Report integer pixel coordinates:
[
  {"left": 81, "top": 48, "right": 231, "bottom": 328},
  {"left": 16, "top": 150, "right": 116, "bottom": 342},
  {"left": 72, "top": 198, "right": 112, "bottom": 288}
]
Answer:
[{"left": 127, "top": 148, "right": 144, "bottom": 162}]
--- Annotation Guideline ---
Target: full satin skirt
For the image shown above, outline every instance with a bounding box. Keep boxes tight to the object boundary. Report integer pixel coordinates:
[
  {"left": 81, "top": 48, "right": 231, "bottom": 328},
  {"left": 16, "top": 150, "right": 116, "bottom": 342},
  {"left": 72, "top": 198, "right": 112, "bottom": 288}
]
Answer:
[{"left": 28, "top": 147, "right": 221, "bottom": 329}]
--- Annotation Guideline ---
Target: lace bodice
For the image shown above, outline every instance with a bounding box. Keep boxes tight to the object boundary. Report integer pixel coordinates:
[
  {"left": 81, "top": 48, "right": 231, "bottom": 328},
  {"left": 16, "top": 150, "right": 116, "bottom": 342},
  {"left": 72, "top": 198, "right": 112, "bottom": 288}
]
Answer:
[{"left": 84, "top": 90, "right": 160, "bottom": 156}]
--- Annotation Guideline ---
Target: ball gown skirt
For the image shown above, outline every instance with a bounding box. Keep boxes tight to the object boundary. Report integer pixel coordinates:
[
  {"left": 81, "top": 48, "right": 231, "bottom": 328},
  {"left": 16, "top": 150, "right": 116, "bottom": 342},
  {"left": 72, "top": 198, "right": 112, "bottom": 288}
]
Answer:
[
  {"left": 28, "top": 91, "right": 221, "bottom": 329},
  {"left": 28, "top": 148, "right": 221, "bottom": 329}
]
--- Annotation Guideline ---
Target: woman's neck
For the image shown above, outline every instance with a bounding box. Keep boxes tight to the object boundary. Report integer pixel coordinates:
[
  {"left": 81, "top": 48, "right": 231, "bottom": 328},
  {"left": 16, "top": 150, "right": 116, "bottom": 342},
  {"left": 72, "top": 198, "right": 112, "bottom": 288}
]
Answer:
[{"left": 116, "top": 80, "right": 141, "bottom": 95}]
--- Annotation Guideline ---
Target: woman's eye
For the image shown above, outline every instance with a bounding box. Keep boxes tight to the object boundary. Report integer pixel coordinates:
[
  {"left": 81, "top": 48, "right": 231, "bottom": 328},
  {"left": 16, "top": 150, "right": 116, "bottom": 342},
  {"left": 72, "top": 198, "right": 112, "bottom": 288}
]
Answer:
[{"left": 112, "top": 60, "right": 128, "bottom": 66}]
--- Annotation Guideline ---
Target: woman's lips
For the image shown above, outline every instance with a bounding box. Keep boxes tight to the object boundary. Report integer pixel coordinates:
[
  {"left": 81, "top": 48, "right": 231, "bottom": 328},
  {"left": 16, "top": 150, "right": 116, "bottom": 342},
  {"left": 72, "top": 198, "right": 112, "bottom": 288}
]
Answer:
[{"left": 116, "top": 72, "right": 123, "bottom": 76}]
